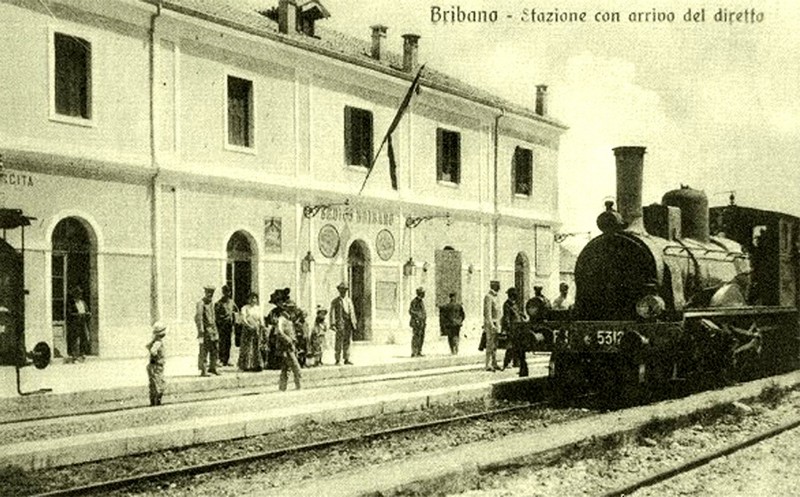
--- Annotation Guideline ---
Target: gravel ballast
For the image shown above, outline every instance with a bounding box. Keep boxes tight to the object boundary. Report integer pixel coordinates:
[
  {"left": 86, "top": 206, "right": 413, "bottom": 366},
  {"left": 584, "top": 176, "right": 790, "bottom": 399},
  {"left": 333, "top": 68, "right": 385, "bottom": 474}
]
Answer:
[{"left": 449, "top": 383, "right": 800, "bottom": 497}]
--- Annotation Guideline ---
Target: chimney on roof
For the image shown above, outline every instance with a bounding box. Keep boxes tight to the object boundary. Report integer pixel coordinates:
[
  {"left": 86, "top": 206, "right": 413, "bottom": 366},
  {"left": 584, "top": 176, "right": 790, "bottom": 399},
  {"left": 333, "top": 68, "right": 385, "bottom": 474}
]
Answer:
[
  {"left": 278, "top": 0, "right": 298, "bottom": 34},
  {"left": 402, "top": 33, "right": 420, "bottom": 72},
  {"left": 371, "top": 25, "right": 387, "bottom": 60},
  {"left": 535, "top": 85, "right": 548, "bottom": 116}
]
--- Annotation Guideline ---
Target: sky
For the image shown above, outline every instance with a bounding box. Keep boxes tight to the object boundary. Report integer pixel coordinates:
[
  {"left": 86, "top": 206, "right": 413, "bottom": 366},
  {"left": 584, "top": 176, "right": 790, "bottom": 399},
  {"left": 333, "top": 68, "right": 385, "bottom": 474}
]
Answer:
[{"left": 268, "top": 0, "right": 800, "bottom": 240}]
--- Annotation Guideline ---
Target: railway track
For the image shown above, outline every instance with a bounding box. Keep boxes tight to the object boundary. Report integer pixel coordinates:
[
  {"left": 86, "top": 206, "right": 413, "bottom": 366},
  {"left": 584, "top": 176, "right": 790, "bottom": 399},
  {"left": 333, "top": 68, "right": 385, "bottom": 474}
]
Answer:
[
  {"left": 599, "top": 415, "right": 800, "bottom": 497},
  {"left": 28, "top": 401, "right": 547, "bottom": 497}
]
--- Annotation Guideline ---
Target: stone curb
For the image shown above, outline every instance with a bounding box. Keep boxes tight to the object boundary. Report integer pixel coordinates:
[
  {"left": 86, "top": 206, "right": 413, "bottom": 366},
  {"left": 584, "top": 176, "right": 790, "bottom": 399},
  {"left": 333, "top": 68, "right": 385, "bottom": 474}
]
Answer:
[
  {"left": 0, "top": 375, "right": 525, "bottom": 471},
  {"left": 0, "top": 354, "right": 485, "bottom": 423}
]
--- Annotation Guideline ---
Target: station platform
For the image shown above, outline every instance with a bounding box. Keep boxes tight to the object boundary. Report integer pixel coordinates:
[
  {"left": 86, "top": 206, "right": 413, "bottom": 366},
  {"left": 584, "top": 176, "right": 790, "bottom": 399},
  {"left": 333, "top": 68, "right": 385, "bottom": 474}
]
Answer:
[
  {"left": 2, "top": 334, "right": 480, "bottom": 397},
  {"left": 0, "top": 333, "right": 550, "bottom": 472},
  {"left": 1, "top": 334, "right": 547, "bottom": 422}
]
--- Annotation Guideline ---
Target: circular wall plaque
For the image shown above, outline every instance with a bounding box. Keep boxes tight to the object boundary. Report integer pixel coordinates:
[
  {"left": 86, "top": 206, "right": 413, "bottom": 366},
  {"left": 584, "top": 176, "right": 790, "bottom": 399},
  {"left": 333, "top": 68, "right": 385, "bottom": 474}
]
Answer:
[
  {"left": 318, "top": 224, "right": 340, "bottom": 258},
  {"left": 376, "top": 229, "right": 395, "bottom": 261}
]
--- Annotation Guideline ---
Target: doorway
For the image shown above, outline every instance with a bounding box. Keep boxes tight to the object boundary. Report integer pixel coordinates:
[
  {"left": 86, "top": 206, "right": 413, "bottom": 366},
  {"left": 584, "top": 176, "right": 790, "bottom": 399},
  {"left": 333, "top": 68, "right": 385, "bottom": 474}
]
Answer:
[
  {"left": 348, "top": 240, "right": 371, "bottom": 341},
  {"left": 226, "top": 231, "right": 256, "bottom": 310},
  {"left": 51, "top": 217, "right": 97, "bottom": 357}
]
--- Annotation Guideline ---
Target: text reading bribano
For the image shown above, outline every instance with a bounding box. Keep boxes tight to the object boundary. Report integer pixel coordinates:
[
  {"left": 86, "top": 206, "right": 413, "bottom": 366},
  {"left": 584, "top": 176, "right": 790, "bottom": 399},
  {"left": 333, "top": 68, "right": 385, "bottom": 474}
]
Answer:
[{"left": 430, "top": 6, "right": 764, "bottom": 24}]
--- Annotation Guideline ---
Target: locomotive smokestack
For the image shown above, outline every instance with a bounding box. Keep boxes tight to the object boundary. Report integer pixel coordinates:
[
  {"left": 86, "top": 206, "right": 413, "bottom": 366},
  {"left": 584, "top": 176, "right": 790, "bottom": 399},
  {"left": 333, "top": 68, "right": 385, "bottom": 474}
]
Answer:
[{"left": 613, "top": 146, "right": 646, "bottom": 231}]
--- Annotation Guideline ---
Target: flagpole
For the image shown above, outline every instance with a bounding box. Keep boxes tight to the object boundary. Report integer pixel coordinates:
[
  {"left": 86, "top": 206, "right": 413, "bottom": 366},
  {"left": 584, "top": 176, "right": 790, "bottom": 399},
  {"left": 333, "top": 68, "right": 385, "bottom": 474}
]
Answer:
[{"left": 357, "top": 65, "right": 425, "bottom": 196}]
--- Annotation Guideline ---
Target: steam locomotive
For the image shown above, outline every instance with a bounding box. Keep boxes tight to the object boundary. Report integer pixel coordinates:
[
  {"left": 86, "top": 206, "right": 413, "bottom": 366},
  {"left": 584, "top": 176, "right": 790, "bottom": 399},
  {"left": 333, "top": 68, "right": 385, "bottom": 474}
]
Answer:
[
  {"left": 544, "top": 147, "right": 800, "bottom": 400},
  {"left": 0, "top": 209, "right": 51, "bottom": 395}
]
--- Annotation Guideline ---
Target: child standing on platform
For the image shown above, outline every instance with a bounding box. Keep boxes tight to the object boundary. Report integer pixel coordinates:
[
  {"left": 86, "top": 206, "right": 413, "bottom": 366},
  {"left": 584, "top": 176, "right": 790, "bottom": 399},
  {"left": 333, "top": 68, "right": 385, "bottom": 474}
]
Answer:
[
  {"left": 308, "top": 306, "right": 328, "bottom": 366},
  {"left": 146, "top": 321, "right": 167, "bottom": 406}
]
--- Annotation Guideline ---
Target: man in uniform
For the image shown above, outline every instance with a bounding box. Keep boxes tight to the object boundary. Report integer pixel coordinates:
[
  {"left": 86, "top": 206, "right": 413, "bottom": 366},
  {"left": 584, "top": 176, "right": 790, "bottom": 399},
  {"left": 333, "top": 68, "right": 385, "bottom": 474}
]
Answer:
[
  {"left": 439, "top": 292, "right": 465, "bottom": 355},
  {"left": 553, "top": 282, "right": 571, "bottom": 310},
  {"left": 409, "top": 287, "right": 427, "bottom": 357},
  {"left": 329, "top": 282, "right": 357, "bottom": 365},
  {"left": 195, "top": 285, "right": 220, "bottom": 376},
  {"left": 502, "top": 287, "right": 528, "bottom": 376},
  {"left": 215, "top": 285, "right": 238, "bottom": 367},
  {"left": 483, "top": 280, "right": 501, "bottom": 371}
]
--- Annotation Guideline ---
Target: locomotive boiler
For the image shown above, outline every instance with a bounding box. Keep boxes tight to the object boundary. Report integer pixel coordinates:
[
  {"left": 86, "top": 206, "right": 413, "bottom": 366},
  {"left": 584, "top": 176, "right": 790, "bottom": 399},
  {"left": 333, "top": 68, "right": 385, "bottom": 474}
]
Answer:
[{"left": 546, "top": 147, "right": 800, "bottom": 400}]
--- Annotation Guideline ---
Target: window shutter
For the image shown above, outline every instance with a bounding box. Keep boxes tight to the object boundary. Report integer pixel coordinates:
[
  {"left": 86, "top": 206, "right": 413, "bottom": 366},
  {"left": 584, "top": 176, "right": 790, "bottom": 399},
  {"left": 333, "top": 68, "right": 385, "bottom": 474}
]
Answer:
[
  {"left": 453, "top": 132, "right": 461, "bottom": 183},
  {"left": 512, "top": 147, "right": 518, "bottom": 194},
  {"left": 436, "top": 128, "right": 444, "bottom": 180},
  {"left": 344, "top": 106, "right": 353, "bottom": 165},
  {"left": 366, "top": 111, "right": 374, "bottom": 165}
]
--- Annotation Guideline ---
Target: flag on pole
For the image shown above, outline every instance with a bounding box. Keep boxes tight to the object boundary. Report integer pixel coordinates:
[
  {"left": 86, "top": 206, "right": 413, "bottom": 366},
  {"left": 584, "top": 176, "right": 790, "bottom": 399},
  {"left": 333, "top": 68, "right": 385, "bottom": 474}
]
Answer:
[{"left": 358, "top": 65, "right": 425, "bottom": 194}]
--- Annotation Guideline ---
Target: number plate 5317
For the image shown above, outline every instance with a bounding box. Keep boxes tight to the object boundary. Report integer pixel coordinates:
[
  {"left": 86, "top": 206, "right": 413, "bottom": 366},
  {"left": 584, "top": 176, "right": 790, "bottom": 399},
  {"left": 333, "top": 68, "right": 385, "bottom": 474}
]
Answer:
[{"left": 596, "top": 330, "right": 623, "bottom": 346}]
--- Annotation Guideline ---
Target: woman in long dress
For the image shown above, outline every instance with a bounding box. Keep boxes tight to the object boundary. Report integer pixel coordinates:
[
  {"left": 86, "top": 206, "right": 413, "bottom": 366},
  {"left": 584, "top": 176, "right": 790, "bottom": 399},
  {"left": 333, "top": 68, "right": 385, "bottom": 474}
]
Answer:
[{"left": 238, "top": 292, "right": 265, "bottom": 372}]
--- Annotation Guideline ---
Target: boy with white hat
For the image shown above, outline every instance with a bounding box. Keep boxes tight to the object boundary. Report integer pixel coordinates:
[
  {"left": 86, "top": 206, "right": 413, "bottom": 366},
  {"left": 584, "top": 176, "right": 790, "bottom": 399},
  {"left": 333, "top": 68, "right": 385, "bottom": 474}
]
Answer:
[{"left": 146, "top": 321, "right": 167, "bottom": 406}]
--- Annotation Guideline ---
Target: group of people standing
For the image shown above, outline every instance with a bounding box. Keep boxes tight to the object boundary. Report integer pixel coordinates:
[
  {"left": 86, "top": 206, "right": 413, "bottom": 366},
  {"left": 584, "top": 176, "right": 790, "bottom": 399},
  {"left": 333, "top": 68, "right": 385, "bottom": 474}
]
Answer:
[
  {"left": 482, "top": 280, "right": 571, "bottom": 375},
  {"left": 142, "top": 279, "right": 571, "bottom": 406},
  {"left": 192, "top": 281, "right": 362, "bottom": 384},
  {"left": 406, "top": 287, "right": 467, "bottom": 359}
]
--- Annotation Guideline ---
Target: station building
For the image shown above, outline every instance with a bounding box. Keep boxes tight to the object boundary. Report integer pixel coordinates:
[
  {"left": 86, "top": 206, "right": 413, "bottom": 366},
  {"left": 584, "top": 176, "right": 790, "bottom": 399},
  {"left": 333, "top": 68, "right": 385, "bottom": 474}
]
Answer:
[{"left": 0, "top": 0, "right": 566, "bottom": 358}]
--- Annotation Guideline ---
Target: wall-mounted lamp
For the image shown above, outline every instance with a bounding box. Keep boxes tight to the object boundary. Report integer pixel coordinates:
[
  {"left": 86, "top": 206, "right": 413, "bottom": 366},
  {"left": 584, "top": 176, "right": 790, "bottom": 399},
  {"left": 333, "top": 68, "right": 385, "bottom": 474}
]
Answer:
[
  {"left": 467, "top": 264, "right": 474, "bottom": 275},
  {"left": 300, "top": 251, "right": 315, "bottom": 273},
  {"left": 303, "top": 199, "right": 350, "bottom": 219},
  {"left": 422, "top": 262, "right": 430, "bottom": 273},
  {"left": 554, "top": 231, "right": 592, "bottom": 244},
  {"left": 403, "top": 258, "right": 416, "bottom": 276},
  {"left": 405, "top": 212, "right": 452, "bottom": 229}
]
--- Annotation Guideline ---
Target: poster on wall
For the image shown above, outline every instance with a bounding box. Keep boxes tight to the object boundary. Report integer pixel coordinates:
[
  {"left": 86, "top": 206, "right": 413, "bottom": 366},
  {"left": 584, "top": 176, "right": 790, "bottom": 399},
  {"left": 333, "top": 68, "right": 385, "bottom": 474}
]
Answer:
[
  {"left": 376, "top": 281, "right": 397, "bottom": 311},
  {"left": 264, "top": 218, "right": 282, "bottom": 253}
]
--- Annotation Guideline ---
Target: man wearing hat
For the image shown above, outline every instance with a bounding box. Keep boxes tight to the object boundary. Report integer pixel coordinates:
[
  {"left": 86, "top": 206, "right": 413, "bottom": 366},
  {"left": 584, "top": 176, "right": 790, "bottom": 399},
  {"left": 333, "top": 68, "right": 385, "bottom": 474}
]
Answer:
[
  {"left": 483, "top": 280, "right": 501, "bottom": 371},
  {"left": 439, "top": 292, "right": 465, "bottom": 355},
  {"left": 501, "top": 287, "right": 527, "bottom": 374},
  {"left": 214, "top": 285, "right": 238, "bottom": 367},
  {"left": 409, "top": 287, "right": 427, "bottom": 357},
  {"left": 329, "top": 282, "right": 357, "bottom": 365},
  {"left": 274, "top": 292, "right": 302, "bottom": 391},
  {"left": 145, "top": 321, "right": 167, "bottom": 406},
  {"left": 195, "top": 285, "right": 220, "bottom": 376}
]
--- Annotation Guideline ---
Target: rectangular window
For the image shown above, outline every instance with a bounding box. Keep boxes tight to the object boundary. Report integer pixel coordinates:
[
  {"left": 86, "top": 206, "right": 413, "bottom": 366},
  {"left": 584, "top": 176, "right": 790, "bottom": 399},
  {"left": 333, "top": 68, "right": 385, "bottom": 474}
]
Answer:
[
  {"left": 436, "top": 128, "right": 461, "bottom": 184},
  {"left": 54, "top": 32, "right": 92, "bottom": 119},
  {"left": 513, "top": 146, "right": 533, "bottom": 196},
  {"left": 344, "top": 106, "right": 373, "bottom": 167},
  {"left": 227, "top": 76, "right": 253, "bottom": 148}
]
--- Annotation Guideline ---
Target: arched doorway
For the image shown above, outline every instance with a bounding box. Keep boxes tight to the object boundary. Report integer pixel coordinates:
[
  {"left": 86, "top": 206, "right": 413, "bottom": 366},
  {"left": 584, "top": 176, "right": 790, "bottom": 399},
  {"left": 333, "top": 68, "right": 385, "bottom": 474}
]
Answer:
[
  {"left": 226, "top": 231, "right": 256, "bottom": 310},
  {"left": 348, "top": 240, "right": 371, "bottom": 341},
  {"left": 515, "top": 252, "right": 530, "bottom": 308},
  {"left": 51, "top": 217, "right": 98, "bottom": 358}
]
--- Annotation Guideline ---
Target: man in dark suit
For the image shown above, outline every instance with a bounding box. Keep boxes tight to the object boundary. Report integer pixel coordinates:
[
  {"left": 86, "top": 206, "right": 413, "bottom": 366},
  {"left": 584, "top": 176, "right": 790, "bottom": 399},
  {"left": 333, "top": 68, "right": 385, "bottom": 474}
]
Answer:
[
  {"left": 409, "top": 287, "right": 427, "bottom": 357},
  {"left": 215, "top": 285, "right": 238, "bottom": 367},
  {"left": 439, "top": 292, "right": 465, "bottom": 355},
  {"left": 66, "top": 286, "right": 91, "bottom": 363},
  {"left": 329, "top": 282, "right": 357, "bottom": 365}
]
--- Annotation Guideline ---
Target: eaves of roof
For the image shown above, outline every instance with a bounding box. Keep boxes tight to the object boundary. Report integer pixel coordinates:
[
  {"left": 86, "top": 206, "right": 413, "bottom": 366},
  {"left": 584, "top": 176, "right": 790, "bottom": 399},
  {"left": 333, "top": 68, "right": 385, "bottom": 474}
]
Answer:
[{"left": 141, "top": 0, "right": 568, "bottom": 130}]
